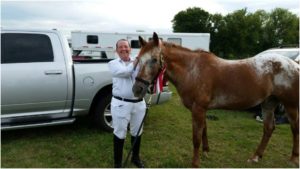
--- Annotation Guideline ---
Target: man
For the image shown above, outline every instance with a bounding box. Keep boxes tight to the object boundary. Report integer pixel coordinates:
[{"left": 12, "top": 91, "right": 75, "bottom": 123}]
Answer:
[{"left": 108, "top": 39, "right": 146, "bottom": 168}]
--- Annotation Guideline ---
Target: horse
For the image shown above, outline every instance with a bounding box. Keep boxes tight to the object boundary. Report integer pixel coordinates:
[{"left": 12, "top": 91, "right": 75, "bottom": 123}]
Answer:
[{"left": 132, "top": 32, "right": 299, "bottom": 167}]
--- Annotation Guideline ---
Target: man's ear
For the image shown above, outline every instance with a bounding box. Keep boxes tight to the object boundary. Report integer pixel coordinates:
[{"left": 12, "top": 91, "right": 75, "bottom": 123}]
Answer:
[{"left": 139, "top": 36, "right": 147, "bottom": 47}]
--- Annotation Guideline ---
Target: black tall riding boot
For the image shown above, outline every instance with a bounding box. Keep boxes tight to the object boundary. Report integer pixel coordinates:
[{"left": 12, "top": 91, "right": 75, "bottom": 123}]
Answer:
[
  {"left": 131, "top": 135, "right": 145, "bottom": 168},
  {"left": 113, "top": 135, "right": 125, "bottom": 168}
]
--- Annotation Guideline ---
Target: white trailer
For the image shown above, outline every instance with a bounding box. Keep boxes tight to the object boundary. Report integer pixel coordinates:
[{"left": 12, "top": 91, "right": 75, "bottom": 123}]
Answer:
[{"left": 71, "top": 31, "right": 210, "bottom": 59}]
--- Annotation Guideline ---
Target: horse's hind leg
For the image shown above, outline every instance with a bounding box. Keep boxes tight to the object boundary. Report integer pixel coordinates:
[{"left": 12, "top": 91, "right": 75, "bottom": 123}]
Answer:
[
  {"left": 285, "top": 106, "right": 299, "bottom": 166},
  {"left": 248, "top": 96, "right": 279, "bottom": 163}
]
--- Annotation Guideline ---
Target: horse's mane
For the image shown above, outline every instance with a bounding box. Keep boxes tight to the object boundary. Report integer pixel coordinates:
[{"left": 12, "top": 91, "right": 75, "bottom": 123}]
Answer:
[{"left": 162, "top": 41, "right": 211, "bottom": 55}]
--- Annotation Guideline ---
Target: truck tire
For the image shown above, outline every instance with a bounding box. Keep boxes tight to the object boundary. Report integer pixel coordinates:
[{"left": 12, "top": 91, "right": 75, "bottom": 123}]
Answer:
[{"left": 92, "top": 92, "right": 113, "bottom": 132}]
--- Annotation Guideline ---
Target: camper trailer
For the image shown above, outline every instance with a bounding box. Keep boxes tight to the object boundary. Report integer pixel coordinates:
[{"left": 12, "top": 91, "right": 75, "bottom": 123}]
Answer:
[{"left": 71, "top": 31, "right": 210, "bottom": 59}]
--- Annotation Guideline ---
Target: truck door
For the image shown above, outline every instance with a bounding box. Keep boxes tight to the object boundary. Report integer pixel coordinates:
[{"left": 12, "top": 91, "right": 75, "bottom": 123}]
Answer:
[{"left": 1, "top": 32, "right": 69, "bottom": 123}]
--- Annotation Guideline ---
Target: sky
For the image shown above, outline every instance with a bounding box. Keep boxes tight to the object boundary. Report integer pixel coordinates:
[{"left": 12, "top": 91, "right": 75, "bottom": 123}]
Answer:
[{"left": 1, "top": 0, "right": 299, "bottom": 38}]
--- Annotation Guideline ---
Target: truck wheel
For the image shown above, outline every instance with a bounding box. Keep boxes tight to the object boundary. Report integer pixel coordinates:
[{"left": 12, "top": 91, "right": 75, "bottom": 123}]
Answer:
[{"left": 93, "top": 92, "right": 113, "bottom": 132}]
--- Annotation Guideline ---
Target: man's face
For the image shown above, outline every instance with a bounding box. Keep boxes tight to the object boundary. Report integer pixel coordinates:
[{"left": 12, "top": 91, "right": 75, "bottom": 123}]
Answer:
[{"left": 116, "top": 40, "right": 131, "bottom": 61}]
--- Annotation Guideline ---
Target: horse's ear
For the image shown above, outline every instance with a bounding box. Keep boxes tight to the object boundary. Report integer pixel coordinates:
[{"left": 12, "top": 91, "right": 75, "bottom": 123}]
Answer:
[
  {"left": 153, "top": 32, "right": 159, "bottom": 46},
  {"left": 139, "top": 36, "right": 147, "bottom": 47}
]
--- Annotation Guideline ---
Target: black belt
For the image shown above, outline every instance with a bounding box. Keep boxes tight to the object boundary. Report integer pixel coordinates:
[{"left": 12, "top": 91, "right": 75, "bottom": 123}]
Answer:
[{"left": 113, "top": 96, "right": 143, "bottom": 103}]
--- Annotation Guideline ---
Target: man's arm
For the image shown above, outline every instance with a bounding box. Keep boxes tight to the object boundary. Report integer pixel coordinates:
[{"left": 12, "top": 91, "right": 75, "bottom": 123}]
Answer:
[{"left": 108, "top": 60, "right": 136, "bottom": 78}]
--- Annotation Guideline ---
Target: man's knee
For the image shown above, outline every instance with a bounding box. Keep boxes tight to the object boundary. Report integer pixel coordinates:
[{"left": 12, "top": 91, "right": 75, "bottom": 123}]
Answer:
[
  {"left": 114, "top": 129, "right": 127, "bottom": 139},
  {"left": 130, "top": 125, "right": 143, "bottom": 137},
  {"left": 113, "top": 120, "right": 129, "bottom": 139}
]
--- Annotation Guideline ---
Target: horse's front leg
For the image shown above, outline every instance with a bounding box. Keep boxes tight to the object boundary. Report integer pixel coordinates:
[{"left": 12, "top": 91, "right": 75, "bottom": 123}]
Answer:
[
  {"left": 202, "top": 122, "right": 209, "bottom": 157},
  {"left": 191, "top": 105, "right": 206, "bottom": 167}
]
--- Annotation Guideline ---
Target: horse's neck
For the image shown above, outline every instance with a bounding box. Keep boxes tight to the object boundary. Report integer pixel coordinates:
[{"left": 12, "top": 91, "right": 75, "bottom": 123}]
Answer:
[{"left": 162, "top": 48, "right": 192, "bottom": 87}]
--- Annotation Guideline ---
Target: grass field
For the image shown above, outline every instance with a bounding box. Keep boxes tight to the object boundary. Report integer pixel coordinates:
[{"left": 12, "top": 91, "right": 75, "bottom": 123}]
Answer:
[{"left": 1, "top": 85, "right": 297, "bottom": 168}]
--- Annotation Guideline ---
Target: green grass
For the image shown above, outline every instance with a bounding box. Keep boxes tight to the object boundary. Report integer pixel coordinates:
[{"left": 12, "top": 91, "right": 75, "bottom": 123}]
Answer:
[{"left": 1, "top": 85, "right": 297, "bottom": 168}]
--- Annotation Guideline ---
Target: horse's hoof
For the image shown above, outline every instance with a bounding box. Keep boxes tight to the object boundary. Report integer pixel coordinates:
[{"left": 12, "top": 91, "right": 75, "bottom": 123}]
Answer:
[
  {"left": 290, "top": 156, "right": 299, "bottom": 167},
  {"left": 192, "top": 159, "right": 199, "bottom": 168},
  {"left": 192, "top": 163, "right": 199, "bottom": 168},
  {"left": 247, "top": 156, "right": 259, "bottom": 163}
]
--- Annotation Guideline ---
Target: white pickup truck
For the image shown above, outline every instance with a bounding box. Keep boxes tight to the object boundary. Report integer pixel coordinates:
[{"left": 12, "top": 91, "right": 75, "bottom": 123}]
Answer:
[{"left": 1, "top": 29, "right": 172, "bottom": 131}]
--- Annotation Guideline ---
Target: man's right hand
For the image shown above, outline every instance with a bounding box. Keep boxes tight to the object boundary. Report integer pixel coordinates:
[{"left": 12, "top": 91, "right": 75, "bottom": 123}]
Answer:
[{"left": 133, "top": 58, "right": 139, "bottom": 68}]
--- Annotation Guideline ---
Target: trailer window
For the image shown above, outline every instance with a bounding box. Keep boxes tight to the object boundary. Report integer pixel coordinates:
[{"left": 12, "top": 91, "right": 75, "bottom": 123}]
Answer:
[
  {"left": 148, "top": 37, "right": 163, "bottom": 41},
  {"left": 87, "top": 35, "right": 98, "bottom": 44},
  {"left": 131, "top": 40, "right": 140, "bottom": 49},
  {"left": 1, "top": 33, "right": 54, "bottom": 63},
  {"left": 167, "top": 38, "right": 182, "bottom": 46}
]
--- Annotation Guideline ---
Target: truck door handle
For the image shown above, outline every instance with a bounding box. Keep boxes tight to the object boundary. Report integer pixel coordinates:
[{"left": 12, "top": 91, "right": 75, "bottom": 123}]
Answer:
[{"left": 44, "top": 70, "right": 63, "bottom": 75}]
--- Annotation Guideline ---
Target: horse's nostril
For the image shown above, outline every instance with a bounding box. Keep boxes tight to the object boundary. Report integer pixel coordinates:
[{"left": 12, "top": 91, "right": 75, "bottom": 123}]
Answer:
[
  {"left": 138, "top": 86, "right": 143, "bottom": 92},
  {"left": 133, "top": 85, "right": 143, "bottom": 95}
]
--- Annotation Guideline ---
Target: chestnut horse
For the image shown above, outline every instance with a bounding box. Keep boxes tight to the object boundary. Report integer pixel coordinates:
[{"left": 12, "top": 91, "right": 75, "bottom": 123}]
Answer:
[{"left": 132, "top": 33, "right": 299, "bottom": 167}]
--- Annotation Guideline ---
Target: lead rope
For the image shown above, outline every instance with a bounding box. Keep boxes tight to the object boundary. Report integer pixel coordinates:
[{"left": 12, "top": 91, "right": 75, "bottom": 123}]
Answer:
[
  {"left": 123, "top": 94, "right": 153, "bottom": 168},
  {"left": 123, "top": 50, "right": 164, "bottom": 167}
]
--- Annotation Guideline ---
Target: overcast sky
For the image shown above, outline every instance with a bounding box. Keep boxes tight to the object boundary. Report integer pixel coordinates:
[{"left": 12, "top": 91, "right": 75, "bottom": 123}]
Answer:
[{"left": 2, "top": 0, "right": 299, "bottom": 38}]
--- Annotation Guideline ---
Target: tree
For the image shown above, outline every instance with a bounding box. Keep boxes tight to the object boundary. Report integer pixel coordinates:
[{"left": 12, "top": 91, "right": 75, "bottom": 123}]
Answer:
[
  {"left": 172, "top": 7, "right": 210, "bottom": 33},
  {"left": 223, "top": 9, "right": 269, "bottom": 58},
  {"left": 263, "top": 8, "right": 299, "bottom": 48},
  {"left": 172, "top": 7, "right": 299, "bottom": 59},
  {"left": 249, "top": 10, "right": 269, "bottom": 53},
  {"left": 216, "top": 8, "right": 258, "bottom": 58},
  {"left": 209, "top": 13, "right": 227, "bottom": 57}
]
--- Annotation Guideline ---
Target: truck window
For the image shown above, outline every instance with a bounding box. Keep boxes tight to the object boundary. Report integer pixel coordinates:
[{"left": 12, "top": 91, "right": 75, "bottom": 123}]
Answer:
[
  {"left": 87, "top": 35, "right": 98, "bottom": 44},
  {"left": 130, "top": 40, "right": 140, "bottom": 49},
  {"left": 1, "top": 33, "right": 54, "bottom": 64},
  {"left": 167, "top": 38, "right": 182, "bottom": 46},
  {"left": 73, "top": 50, "right": 108, "bottom": 60}
]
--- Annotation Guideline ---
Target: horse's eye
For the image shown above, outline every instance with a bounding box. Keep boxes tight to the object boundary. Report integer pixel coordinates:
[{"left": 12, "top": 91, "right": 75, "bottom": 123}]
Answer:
[{"left": 152, "top": 58, "right": 157, "bottom": 63}]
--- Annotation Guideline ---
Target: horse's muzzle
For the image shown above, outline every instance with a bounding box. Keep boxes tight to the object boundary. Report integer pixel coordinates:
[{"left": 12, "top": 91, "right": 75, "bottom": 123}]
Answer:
[{"left": 132, "top": 82, "right": 148, "bottom": 99}]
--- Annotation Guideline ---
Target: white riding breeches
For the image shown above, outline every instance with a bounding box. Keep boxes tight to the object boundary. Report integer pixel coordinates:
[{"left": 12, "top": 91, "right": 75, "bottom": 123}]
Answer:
[{"left": 111, "top": 98, "right": 146, "bottom": 139}]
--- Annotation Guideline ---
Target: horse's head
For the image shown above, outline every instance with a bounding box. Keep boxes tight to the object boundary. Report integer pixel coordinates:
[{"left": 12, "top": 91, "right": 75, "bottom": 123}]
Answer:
[{"left": 132, "top": 32, "right": 164, "bottom": 98}]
